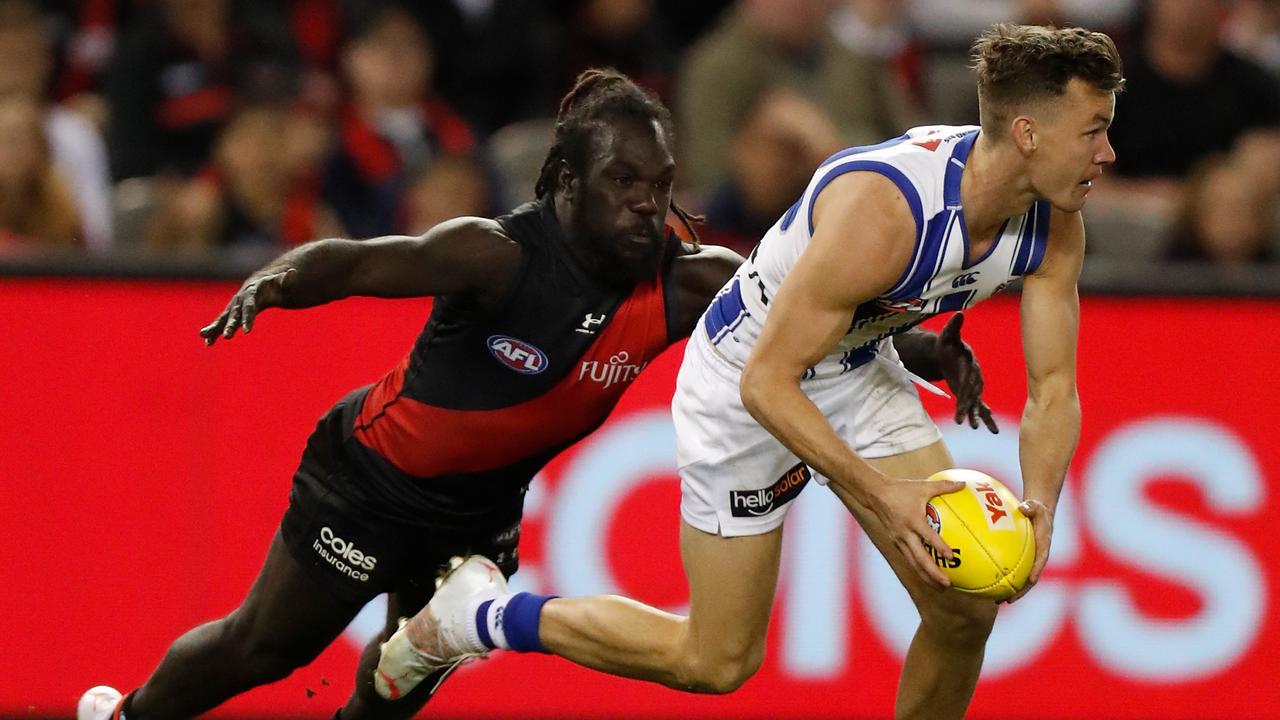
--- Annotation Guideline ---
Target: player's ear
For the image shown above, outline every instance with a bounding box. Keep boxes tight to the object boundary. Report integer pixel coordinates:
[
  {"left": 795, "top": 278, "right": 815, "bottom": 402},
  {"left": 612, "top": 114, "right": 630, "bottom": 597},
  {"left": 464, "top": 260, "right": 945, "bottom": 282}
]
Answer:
[
  {"left": 1012, "top": 116, "right": 1036, "bottom": 155},
  {"left": 557, "top": 160, "right": 577, "bottom": 200}
]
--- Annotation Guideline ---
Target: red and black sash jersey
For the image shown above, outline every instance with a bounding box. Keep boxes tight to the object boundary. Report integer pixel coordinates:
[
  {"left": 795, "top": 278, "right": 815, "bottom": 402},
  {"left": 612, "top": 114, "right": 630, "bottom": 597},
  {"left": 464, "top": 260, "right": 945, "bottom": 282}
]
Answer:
[{"left": 310, "top": 200, "right": 681, "bottom": 527}]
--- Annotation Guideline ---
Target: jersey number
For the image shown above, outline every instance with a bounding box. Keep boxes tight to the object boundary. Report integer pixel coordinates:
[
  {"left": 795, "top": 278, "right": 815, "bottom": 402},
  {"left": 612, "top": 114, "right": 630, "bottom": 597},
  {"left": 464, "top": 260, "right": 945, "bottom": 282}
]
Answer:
[{"left": 747, "top": 270, "right": 769, "bottom": 306}]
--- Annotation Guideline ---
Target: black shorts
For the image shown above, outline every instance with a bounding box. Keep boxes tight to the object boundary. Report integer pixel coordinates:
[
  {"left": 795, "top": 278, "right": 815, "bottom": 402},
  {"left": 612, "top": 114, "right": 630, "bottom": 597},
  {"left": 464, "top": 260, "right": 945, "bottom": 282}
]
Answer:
[{"left": 280, "top": 447, "right": 524, "bottom": 606}]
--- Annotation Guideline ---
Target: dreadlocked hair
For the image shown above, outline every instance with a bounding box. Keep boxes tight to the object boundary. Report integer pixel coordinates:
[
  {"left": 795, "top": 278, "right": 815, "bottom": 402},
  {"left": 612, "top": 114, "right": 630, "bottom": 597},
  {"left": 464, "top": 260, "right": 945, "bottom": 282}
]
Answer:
[{"left": 534, "top": 67, "right": 703, "bottom": 250}]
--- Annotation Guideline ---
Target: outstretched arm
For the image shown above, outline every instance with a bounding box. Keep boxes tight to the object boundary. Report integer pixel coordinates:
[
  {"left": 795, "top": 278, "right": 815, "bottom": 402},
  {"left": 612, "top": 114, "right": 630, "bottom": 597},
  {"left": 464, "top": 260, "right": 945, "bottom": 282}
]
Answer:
[
  {"left": 200, "top": 217, "right": 521, "bottom": 344},
  {"left": 895, "top": 315, "right": 999, "bottom": 434}
]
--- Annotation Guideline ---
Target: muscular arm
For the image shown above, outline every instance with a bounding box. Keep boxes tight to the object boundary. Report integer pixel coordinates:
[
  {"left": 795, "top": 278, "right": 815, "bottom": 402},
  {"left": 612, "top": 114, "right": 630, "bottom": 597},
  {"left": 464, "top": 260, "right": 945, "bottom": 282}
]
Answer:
[
  {"left": 671, "top": 239, "right": 997, "bottom": 433},
  {"left": 737, "top": 172, "right": 913, "bottom": 499},
  {"left": 1007, "top": 208, "right": 1085, "bottom": 601},
  {"left": 263, "top": 217, "right": 518, "bottom": 306},
  {"left": 1018, "top": 209, "right": 1084, "bottom": 515},
  {"left": 737, "top": 172, "right": 961, "bottom": 585},
  {"left": 669, "top": 241, "right": 966, "bottom": 375},
  {"left": 672, "top": 244, "right": 959, "bottom": 357},
  {"left": 201, "top": 217, "right": 521, "bottom": 342},
  {"left": 667, "top": 244, "right": 746, "bottom": 340}
]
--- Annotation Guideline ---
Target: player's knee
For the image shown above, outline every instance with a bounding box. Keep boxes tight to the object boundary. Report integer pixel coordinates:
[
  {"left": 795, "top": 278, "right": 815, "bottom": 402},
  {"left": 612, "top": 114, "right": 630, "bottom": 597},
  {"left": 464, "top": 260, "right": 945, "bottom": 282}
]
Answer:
[
  {"left": 673, "top": 643, "right": 765, "bottom": 694},
  {"left": 219, "top": 611, "right": 318, "bottom": 684},
  {"left": 917, "top": 596, "right": 998, "bottom": 647}
]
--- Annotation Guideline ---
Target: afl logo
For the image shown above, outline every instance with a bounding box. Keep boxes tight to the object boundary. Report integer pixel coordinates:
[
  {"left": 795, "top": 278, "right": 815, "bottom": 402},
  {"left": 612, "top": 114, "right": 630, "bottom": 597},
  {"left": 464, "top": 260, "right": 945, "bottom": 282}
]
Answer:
[
  {"left": 487, "top": 335, "right": 548, "bottom": 374},
  {"left": 925, "top": 503, "right": 942, "bottom": 534}
]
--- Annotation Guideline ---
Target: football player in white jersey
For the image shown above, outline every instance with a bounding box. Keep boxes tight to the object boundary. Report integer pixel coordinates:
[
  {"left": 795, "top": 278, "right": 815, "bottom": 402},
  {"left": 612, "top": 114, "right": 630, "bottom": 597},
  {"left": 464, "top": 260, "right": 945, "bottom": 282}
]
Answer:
[{"left": 376, "top": 24, "right": 1123, "bottom": 720}]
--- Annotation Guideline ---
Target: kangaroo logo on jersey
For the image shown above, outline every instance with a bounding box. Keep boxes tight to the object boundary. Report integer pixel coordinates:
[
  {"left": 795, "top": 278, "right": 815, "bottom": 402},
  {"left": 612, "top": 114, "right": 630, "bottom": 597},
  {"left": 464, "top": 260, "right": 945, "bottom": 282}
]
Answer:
[
  {"left": 880, "top": 297, "right": 926, "bottom": 313},
  {"left": 487, "top": 335, "right": 548, "bottom": 375}
]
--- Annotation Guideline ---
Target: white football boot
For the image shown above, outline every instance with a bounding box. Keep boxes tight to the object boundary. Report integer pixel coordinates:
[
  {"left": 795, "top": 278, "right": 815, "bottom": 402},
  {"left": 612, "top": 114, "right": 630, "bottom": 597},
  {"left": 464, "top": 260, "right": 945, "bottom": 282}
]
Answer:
[
  {"left": 375, "top": 555, "right": 507, "bottom": 700},
  {"left": 76, "top": 685, "right": 123, "bottom": 720}
]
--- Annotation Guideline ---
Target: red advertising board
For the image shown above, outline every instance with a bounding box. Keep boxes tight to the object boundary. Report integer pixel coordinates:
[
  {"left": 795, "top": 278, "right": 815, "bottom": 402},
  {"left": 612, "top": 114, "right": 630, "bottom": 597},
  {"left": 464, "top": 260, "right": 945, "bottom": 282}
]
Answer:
[{"left": 3, "top": 279, "right": 1278, "bottom": 718}]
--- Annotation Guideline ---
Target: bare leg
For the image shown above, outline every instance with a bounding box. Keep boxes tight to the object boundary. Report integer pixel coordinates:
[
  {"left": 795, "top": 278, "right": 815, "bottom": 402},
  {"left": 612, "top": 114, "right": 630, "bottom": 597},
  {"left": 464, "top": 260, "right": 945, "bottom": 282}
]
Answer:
[
  {"left": 831, "top": 441, "right": 999, "bottom": 720},
  {"left": 128, "top": 531, "right": 363, "bottom": 719},
  {"left": 538, "top": 520, "right": 783, "bottom": 693}
]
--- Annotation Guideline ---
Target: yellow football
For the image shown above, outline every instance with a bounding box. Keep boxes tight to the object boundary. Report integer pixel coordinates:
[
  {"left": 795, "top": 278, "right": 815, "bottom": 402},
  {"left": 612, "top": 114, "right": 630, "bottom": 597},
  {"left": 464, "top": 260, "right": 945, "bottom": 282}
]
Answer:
[{"left": 924, "top": 468, "right": 1035, "bottom": 601}]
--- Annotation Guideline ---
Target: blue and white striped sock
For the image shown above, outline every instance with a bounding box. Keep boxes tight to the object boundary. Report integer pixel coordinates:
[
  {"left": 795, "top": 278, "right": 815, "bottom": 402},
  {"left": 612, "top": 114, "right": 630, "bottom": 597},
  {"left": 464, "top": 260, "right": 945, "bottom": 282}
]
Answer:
[{"left": 475, "top": 592, "right": 557, "bottom": 653}]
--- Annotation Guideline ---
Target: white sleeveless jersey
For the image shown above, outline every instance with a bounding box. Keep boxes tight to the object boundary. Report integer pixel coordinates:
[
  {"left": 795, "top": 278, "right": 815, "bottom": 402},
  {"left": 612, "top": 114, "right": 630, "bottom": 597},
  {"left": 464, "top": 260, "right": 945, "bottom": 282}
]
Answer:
[{"left": 701, "top": 125, "right": 1051, "bottom": 381}]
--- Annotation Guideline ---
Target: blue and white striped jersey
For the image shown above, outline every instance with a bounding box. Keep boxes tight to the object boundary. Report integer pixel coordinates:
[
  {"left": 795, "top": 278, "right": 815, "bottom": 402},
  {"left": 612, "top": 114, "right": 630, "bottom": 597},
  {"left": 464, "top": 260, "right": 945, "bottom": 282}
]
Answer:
[{"left": 702, "top": 125, "right": 1051, "bottom": 381}]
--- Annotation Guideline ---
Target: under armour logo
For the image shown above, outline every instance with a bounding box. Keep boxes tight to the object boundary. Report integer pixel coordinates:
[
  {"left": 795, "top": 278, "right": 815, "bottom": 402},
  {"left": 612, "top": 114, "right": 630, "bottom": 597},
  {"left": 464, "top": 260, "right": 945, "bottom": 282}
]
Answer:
[{"left": 576, "top": 313, "right": 607, "bottom": 334}]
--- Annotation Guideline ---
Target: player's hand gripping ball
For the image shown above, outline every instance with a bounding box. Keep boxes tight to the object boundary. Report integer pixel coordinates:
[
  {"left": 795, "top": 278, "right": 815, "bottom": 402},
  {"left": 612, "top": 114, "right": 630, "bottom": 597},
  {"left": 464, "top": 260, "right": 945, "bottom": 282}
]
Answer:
[{"left": 924, "top": 469, "right": 1035, "bottom": 601}]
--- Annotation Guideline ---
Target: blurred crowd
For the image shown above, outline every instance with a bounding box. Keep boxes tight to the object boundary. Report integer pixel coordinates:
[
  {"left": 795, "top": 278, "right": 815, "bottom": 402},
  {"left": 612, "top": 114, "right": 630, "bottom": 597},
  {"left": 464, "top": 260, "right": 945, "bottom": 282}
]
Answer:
[{"left": 0, "top": 0, "right": 1278, "bottom": 268}]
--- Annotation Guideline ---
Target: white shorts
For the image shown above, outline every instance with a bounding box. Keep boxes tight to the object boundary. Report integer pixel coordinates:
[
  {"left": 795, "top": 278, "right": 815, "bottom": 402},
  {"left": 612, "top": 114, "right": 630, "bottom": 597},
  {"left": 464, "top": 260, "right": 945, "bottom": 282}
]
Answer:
[{"left": 674, "top": 332, "right": 942, "bottom": 537}]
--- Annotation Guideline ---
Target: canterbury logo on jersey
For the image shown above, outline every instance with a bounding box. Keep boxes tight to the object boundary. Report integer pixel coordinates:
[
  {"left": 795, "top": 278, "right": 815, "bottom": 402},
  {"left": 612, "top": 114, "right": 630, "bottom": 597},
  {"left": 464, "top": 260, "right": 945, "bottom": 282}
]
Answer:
[{"left": 952, "top": 272, "right": 980, "bottom": 288}]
